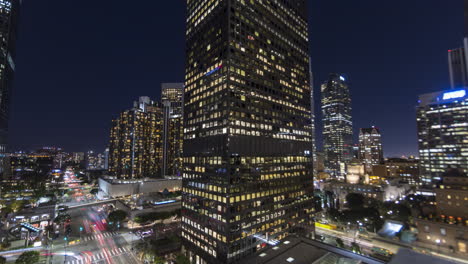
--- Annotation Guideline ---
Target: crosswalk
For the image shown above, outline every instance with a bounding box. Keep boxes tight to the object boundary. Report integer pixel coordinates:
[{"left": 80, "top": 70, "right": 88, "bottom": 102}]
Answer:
[
  {"left": 65, "top": 247, "right": 129, "bottom": 264},
  {"left": 81, "top": 231, "right": 119, "bottom": 242}
]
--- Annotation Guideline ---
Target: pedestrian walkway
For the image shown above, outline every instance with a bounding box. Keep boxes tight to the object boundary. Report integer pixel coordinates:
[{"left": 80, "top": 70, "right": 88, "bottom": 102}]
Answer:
[
  {"left": 81, "top": 231, "right": 119, "bottom": 242},
  {"left": 65, "top": 247, "right": 128, "bottom": 264}
]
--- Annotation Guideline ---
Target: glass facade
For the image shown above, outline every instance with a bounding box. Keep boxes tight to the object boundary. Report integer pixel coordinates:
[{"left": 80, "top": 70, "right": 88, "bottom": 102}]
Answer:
[
  {"left": 108, "top": 97, "right": 163, "bottom": 179},
  {"left": 183, "top": 0, "right": 314, "bottom": 263},
  {"left": 417, "top": 88, "right": 468, "bottom": 185},
  {"left": 321, "top": 73, "right": 353, "bottom": 179},
  {"left": 0, "top": 0, "right": 19, "bottom": 153},
  {"left": 162, "top": 83, "right": 184, "bottom": 177},
  {"left": 359, "top": 127, "right": 383, "bottom": 174}
]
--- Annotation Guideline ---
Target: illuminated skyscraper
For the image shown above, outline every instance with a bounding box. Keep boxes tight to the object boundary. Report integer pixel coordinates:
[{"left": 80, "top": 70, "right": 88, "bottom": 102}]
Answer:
[
  {"left": 321, "top": 73, "right": 353, "bottom": 179},
  {"left": 108, "top": 97, "right": 163, "bottom": 179},
  {"left": 0, "top": 0, "right": 20, "bottom": 153},
  {"left": 358, "top": 127, "right": 383, "bottom": 173},
  {"left": 309, "top": 61, "right": 317, "bottom": 177},
  {"left": 182, "top": 1, "right": 314, "bottom": 263},
  {"left": 162, "top": 83, "right": 184, "bottom": 177},
  {"left": 417, "top": 88, "right": 468, "bottom": 185}
]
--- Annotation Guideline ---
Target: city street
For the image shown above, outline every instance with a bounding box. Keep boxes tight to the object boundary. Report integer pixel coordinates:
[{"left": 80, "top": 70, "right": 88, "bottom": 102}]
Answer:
[
  {"left": 47, "top": 169, "right": 141, "bottom": 264},
  {"left": 48, "top": 206, "right": 140, "bottom": 264},
  {"left": 316, "top": 226, "right": 468, "bottom": 264}
]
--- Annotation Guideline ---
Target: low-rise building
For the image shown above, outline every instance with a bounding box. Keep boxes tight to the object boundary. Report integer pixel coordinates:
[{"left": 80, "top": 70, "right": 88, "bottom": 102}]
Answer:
[
  {"left": 323, "top": 180, "right": 412, "bottom": 207},
  {"left": 371, "top": 158, "right": 420, "bottom": 186},
  {"left": 98, "top": 176, "right": 181, "bottom": 198},
  {"left": 415, "top": 219, "right": 468, "bottom": 255},
  {"left": 436, "top": 176, "right": 468, "bottom": 220}
]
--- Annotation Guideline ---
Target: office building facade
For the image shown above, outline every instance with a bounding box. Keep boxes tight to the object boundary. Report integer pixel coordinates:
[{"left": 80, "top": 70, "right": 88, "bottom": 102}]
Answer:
[
  {"left": 0, "top": 0, "right": 20, "bottom": 153},
  {"left": 359, "top": 127, "right": 384, "bottom": 174},
  {"left": 417, "top": 88, "right": 468, "bottom": 185},
  {"left": 108, "top": 97, "right": 163, "bottom": 179},
  {"left": 182, "top": 0, "right": 314, "bottom": 263},
  {"left": 321, "top": 73, "right": 353, "bottom": 178},
  {"left": 162, "top": 83, "right": 184, "bottom": 177}
]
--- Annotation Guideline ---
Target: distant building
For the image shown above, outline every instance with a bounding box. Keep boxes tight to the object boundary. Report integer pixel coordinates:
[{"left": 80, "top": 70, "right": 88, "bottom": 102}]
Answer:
[
  {"left": 108, "top": 97, "right": 163, "bottom": 179},
  {"left": 416, "top": 88, "right": 468, "bottom": 185},
  {"left": 85, "top": 150, "right": 105, "bottom": 170},
  {"left": 309, "top": 61, "right": 317, "bottom": 177},
  {"left": 345, "top": 159, "right": 367, "bottom": 185},
  {"left": 161, "top": 83, "right": 184, "bottom": 177},
  {"left": 104, "top": 147, "right": 109, "bottom": 170},
  {"left": 0, "top": 0, "right": 20, "bottom": 153},
  {"left": 2, "top": 153, "right": 53, "bottom": 181},
  {"left": 314, "top": 151, "right": 325, "bottom": 173},
  {"left": 359, "top": 127, "right": 383, "bottom": 173},
  {"left": 323, "top": 180, "right": 411, "bottom": 207},
  {"left": 321, "top": 73, "right": 353, "bottom": 179},
  {"left": 384, "top": 158, "right": 420, "bottom": 185},
  {"left": 448, "top": 47, "right": 468, "bottom": 88}
]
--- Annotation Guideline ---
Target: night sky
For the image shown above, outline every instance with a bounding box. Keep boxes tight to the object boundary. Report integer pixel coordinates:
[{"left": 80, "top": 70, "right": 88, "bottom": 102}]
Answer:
[{"left": 9, "top": 1, "right": 463, "bottom": 157}]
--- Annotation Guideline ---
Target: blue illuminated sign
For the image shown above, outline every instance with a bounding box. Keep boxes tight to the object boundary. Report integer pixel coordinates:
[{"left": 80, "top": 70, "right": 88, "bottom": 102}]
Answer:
[
  {"left": 154, "top": 200, "right": 176, "bottom": 205},
  {"left": 442, "top": 89, "right": 466, "bottom": 100},
  {"left": 205, "top": 64, "right": 223, "bottom": 76}
]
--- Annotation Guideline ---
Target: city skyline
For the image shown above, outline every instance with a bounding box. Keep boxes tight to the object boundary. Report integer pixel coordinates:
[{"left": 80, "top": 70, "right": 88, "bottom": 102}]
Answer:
[
  {"left": 8, "top": 1, "right": 463, "bottom": 156},
  {"left": 0, "top": 1, "right": 467, "bottom": 264}
]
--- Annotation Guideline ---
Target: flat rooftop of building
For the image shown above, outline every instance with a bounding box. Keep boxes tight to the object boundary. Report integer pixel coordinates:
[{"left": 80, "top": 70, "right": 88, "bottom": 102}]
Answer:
[
  {"left": 244, "top": 236, "right": 384, "bottom": 264},
  {"left": 101, "top": 176, "right": 181, "bottom": 184},
  {"left": 388, "top": 248, "right": 457, "bottom": 264}
]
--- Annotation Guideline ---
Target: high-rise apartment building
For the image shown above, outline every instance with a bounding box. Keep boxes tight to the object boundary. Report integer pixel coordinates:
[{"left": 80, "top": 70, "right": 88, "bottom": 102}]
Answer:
[
  {"left": 162, "top": 83, "right": 184, "bottom": 177},
  {"left": 0, "top": 0, "right": 20, "bottom": 153},
  {"left": 108, "top": 97, "right": 163, "bottom": 179},
  {"left": 417, "top": 88, "right": 468, "bottom": 185},
  {"left": 321, "top": 73, "right": 353, "bottom": 179},
  {"left": 182, "top": 1, "right": 314, "bottom": 263},
  {"left": 85, "top": 150, "right": 105, "bottom": 170},
  {"left": 359, "top": 127, "right": 384, "bottom": 174}
]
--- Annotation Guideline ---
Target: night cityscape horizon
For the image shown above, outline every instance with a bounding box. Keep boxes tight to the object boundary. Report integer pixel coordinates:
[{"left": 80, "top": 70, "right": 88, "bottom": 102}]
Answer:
[
  {"left": 0, "top": 1, "right": 467, "bottom": 264},
  {"left": 7, "top": 0, "right": 463, "bottom": 157}
]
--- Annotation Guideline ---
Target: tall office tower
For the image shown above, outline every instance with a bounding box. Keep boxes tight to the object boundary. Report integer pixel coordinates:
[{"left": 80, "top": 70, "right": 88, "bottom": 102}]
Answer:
[
  {"left": 417, "top": 88, "right": 468, "bottom": 185},
  {"left": 321, "top": 73, "right": 353, "bottom": 179},
  {"left": 0, "top": 0, "right": 19, "bottom": 153},
  {"left": 182, "top": 1, "right": 314, "bottom": 263},
  {"left": 309, "top": 60, "right": 317, "bottom": 177},
  {"left": 108, "top": 96, "right": 163, "bottom": 179},
  {"left": 161, "top": 83, "right": 184, "bottom": 177},
  {"left": 448, "top": 47, "right": 468, "bottom": 88},
  {"left": 358, "top": 127, "right": 384, "bottom": 174}
]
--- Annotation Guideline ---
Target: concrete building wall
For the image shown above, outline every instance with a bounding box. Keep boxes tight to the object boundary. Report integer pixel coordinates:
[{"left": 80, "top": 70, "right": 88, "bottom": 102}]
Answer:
[
  {"left": 98, "top": 177, "right": 181, "bottom": 198},
  {"left": 415, "top": 219, "right": 468, "bottom": 255},
  {"left": 436, "top": 189, "right": 468, "bottom": 219}
]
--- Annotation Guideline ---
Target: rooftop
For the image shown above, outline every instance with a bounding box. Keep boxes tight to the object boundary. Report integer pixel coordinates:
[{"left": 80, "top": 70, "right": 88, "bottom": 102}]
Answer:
[
  {"left": 244, "top": 236, "right": 383, "bottom": 264},
  {"left": 389, "top": 248, "right": 456, "bottom": 264}
]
